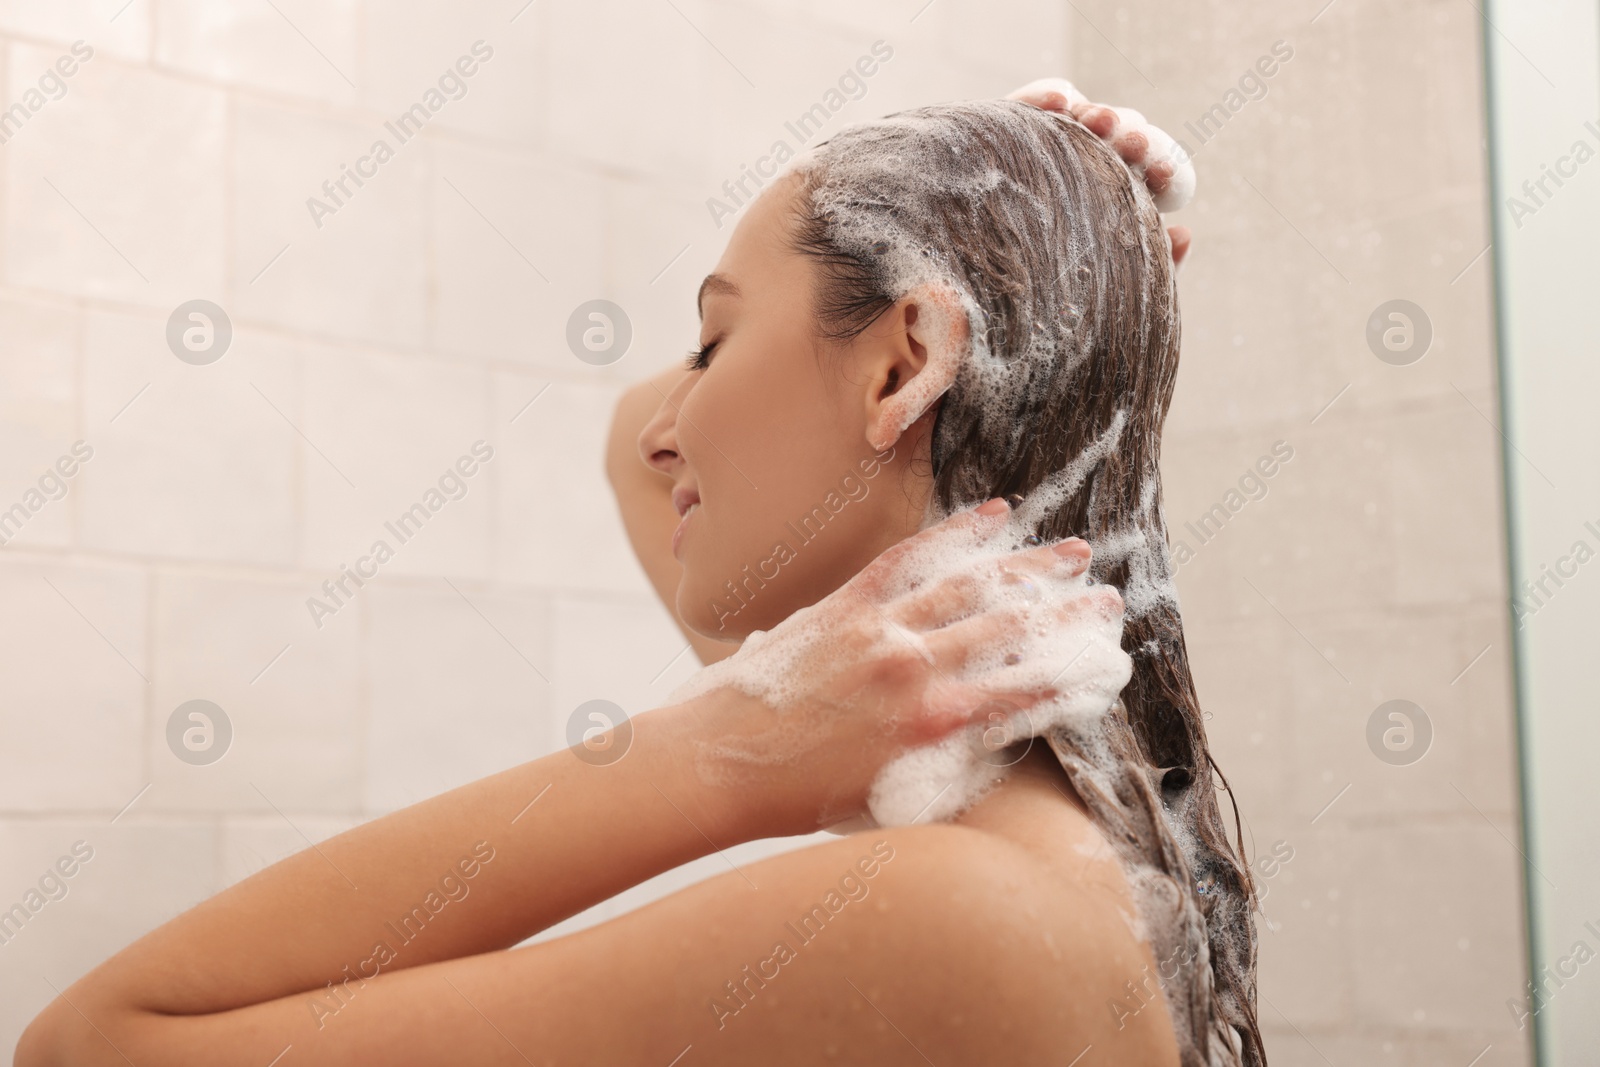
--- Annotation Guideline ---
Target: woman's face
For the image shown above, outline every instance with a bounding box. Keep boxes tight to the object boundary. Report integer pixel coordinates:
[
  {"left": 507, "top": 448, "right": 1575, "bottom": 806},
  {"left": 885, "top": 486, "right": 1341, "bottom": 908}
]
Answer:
[{"left": 637, "top": 173, "right": 935, "bottom": 639}]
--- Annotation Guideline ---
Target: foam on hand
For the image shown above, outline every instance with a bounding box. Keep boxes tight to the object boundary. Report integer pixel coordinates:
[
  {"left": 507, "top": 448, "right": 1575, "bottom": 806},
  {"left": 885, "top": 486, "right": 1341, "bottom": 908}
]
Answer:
[
  {"left": 668, "top": 507, "right": 1135, "bottom": 827},
  {"left": 1107, "top": 104, "right": 1196, "bottom": 213},
  {"left": 1006, "top": 76, "right": 1196, "bottom": 212}
]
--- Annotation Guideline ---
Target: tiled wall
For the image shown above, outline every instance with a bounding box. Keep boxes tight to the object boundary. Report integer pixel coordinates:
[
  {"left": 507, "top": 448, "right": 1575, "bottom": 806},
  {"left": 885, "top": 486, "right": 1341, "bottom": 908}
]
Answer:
[
  {"left": 1078, "top": 1, "right": 1529, "bottom": 1062},
  {"left": 0, "top": 1, "right": 1528, "bottom": 1063}
]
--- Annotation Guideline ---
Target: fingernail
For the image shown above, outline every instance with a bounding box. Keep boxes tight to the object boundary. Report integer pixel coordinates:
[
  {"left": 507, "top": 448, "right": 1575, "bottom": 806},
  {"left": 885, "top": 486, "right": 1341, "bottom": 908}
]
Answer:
[
  {"left": 1053, "top": 539, "right": 1088, "bottom": 557},
  {"left": 977, "top": 498, "right": 1009, "bottom": 515}
]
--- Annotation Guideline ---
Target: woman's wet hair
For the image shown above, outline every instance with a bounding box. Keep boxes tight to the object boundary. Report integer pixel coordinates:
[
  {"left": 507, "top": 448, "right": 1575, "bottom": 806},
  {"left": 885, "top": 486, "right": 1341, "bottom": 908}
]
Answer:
[{"left": 789, "top": 99, "right": 1264, "bottom": 1066}]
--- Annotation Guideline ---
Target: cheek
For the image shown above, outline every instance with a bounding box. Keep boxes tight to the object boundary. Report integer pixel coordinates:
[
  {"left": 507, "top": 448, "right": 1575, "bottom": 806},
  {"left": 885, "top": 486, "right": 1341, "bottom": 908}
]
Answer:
[{"left": 675, "top": 357, "right": 869, "bottom": 634}]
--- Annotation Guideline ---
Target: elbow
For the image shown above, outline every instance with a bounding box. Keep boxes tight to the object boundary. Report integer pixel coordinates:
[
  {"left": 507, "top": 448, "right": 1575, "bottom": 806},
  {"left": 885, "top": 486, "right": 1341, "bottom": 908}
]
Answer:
[
  {"left": 15, "top": 1004, "right": 66, "bottom": 1067},
  {"left": 15, "top": 994, "right": 129, "bottom": 1067}
]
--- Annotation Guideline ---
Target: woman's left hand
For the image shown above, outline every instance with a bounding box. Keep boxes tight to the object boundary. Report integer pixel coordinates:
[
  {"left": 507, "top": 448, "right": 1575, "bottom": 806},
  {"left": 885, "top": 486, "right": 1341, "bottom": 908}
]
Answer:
[
  {"left": 672, "top": 499, "right": 1131, "bottom": 835},
  {"left": 1006, "top": 77, "right": 1194, "bottom": 265}
]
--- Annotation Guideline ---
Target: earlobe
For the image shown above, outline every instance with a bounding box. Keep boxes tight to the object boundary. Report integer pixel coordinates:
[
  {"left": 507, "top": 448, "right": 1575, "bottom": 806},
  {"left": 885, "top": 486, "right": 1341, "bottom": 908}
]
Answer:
[{"left": 866, "top": 283, "right": 968, "bottom": 452}]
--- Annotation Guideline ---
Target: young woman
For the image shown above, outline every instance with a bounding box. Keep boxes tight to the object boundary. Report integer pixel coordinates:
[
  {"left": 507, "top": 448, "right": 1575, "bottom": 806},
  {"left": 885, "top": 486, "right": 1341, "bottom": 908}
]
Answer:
[{"left": 18, "top": 84, "right": 1259, "bottom": 1067}]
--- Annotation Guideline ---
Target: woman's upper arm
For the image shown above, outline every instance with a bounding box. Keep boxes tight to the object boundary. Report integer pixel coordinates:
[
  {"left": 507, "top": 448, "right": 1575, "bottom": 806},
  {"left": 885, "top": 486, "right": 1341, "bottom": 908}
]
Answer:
[
  {"left": 606, "top": 370, "right": 738, "bottom": 667},
  {"left": 31, "top": 828, "right": 1131, "bottom": 1067}
]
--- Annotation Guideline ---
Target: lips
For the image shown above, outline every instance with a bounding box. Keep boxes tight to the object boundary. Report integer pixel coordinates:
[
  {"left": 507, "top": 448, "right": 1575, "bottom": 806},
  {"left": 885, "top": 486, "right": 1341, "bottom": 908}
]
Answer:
[{"left": 671, "top": 485, "right": 701, "bottom": 559}]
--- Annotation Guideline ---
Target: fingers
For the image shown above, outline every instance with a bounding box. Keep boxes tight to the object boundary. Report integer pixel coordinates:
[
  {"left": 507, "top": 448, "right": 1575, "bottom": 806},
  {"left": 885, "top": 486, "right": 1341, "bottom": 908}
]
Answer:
[
  {"left": 1076, "top": 103, "right": 1117, "bottom": 139},
  {"left": 1066, "top": 100, "right": 1199, "bottom": 213},
  {"left": 1113, "top": 127, "right": 1150, "bottom": 166},
  {"left": 1080, "top": 583, "right": 1125, "bottom": 625},
  {"left": 1032, "top": 89, "right": 1072, "bottom": 112},
  {"left": 914, "top": 678, "right": 1050, "bottom": 744},
  {"left": 920, "top": 579, "right": 1122, "bottom": 673},
  {"left": 1144, "top": 159, "right": 1173, "bottom": 195},
  {"left": 908, "top": 584, "right": 1126, "bottom": 751},
  {"left": 1009, "top": 80, "right": 1198, "bottom": 211},
  {"left": 1114, "top": 109, "right": 1195, "bottom": 212},
  {"left": 891, "top": 538, "right": 1092, "bottom": 629},
  {"left": 1005, "top": 77, "right": 1088, "bottom": 115},
  {"left": 1167, "top": 224, "right": 1192, "bottom": 267},
  {"left": 891, "top": 571, "right": 981, "bottom": 630}
]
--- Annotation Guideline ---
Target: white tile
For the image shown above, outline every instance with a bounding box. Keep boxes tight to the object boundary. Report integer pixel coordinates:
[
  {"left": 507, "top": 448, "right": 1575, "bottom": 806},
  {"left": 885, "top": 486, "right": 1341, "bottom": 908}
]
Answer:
[
  {"left": 428, "top": 139, "right": 606, "bottom": 368},
  {"left": 360, "top": 0, "right": 546, "bottom": 146},
  {"left": 0, "top": 557, "right": 146, "bottom": 809},
  {"left": 1343, "top": 822, "right": 1528, "bottom": 1032},
  {"left": 0, "top": 0, "right": 151, "bottom": 62},
  {"left": 230, "top": 97, "right": 429, "bottom": 348},
  {"left": 698, "top": 8, "right": 890, "bottom": 199},
  {"left": 926, "top": 0, "right": 1070, "bottom": 86},
  {"left": 0, "top": 297, "right": 80, "bottom": 550},
  {"left": 147, "top": 570, "right": 364, "bottom": 815},
  {"left": 363, "top": 581, "right": 548, "bottom": 812},
  {"left": 300, "top": 346, "right": 493, "bottom": 579},
  {"left": 543, "top": 0, "right": 713, "bottom": 179},
  {"left": 722, "top": 0, "right": 920, "bottom": 39},
  {"left": 602, "top": 178, "right": 715, "bottom": 380},
  {"left": 0, "top": 820, "right": 218, "bottom": 1047},
  {"left": 3, "top": 44, "right": 227, "bottom": 307},
  {"left": 547, "top": 592, "right": 699, "bottom": 755},
  {"left": 156, "top": 0, "right": 361, "bottom": 105},
  {"left": 491, "top": 373, "right": 651, "bottom": 594},
  {"left": 79, "top": 310, "right": 298, "bottom": 565}
]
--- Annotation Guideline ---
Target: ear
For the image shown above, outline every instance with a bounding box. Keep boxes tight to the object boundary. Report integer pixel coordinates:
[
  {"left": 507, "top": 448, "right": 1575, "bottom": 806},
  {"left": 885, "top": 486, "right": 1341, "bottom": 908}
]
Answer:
[{"left": 862, "top": 283, "right": 968, "bottom": 452}]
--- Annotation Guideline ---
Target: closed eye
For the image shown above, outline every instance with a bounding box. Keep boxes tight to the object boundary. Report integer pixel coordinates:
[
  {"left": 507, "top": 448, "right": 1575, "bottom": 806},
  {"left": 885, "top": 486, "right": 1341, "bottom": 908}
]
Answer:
[{"left": 684, "top": 340, "right": 718, "bottom": 371}]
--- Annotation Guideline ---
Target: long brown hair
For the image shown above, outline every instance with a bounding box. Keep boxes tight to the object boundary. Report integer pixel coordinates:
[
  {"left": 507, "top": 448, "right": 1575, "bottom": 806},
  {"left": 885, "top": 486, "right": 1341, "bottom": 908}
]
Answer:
[{"left": 790, "top": 100, "right": 1264, "bottom": 1066}]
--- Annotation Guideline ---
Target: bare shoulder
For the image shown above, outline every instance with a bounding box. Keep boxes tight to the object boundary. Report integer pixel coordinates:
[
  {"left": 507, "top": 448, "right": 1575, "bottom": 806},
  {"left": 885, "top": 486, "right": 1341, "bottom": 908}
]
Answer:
[{"left": 569, "top": 822, "right": 1183, "bottom": 1066}]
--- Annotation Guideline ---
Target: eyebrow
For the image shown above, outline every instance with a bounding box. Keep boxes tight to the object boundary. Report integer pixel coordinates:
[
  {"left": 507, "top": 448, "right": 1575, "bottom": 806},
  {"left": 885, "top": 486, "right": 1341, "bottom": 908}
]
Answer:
[{"left": 696, "top": 273, "right": 740, "bottom": 319}]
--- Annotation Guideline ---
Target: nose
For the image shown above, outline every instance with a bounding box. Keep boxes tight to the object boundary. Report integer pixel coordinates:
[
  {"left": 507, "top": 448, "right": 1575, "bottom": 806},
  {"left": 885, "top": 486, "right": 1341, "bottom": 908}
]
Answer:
[{"left": 638, "top": 372, "right": 694, "bottom": 475}]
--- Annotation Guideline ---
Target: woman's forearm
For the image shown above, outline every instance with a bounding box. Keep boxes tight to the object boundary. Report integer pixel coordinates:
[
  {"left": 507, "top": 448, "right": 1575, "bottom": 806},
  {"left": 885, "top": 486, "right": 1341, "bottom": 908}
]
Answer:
[{"left": 57, "top": 692, "right": 769, "bottom": 1022}]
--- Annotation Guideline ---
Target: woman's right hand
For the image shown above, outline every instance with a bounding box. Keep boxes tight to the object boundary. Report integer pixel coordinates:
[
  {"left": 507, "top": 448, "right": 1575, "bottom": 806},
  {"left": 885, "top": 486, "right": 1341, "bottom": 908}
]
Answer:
[{"left": 675, "top": 498, "right": 1131, "bottom": 835}]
